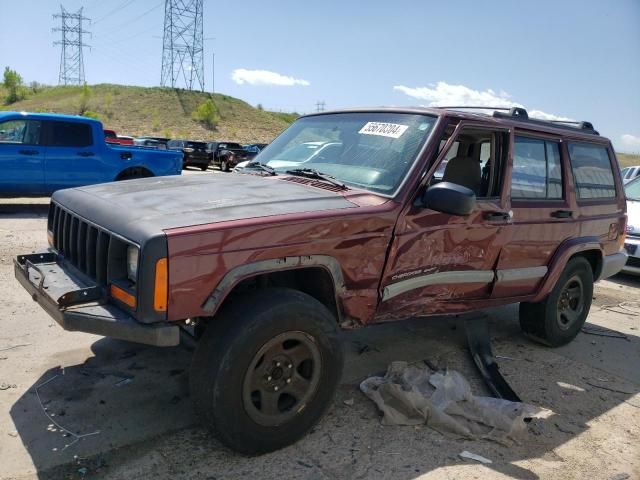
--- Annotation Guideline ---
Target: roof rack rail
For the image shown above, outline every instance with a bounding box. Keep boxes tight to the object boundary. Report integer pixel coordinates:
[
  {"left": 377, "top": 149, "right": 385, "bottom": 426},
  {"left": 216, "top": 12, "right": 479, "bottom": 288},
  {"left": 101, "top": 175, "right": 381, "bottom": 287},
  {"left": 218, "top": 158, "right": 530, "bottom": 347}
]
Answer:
[
  {"left": 492, "top": 107, "right": 599, "bottom": 136},
  {"left": 432, "top": 106, "right": 599, "bottom": 135}
]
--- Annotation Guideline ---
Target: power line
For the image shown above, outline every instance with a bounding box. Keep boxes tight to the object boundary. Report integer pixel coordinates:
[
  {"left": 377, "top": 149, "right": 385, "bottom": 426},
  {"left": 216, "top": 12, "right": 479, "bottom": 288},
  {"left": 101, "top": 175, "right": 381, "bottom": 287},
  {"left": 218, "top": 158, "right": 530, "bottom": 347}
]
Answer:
[
  {"left": 92, "top": 0, "right": 136, "bottom": 24},
  {"left": 53, "top": 6, "right": 91, "bottom": 85}
]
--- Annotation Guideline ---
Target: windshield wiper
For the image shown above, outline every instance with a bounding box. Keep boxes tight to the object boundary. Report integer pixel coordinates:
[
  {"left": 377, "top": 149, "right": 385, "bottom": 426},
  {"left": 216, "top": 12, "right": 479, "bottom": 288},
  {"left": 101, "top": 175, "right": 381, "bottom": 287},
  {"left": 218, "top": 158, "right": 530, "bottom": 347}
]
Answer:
[
  {"left": 285, "top": 168, "right": 348, "bottom": 189},
  {"left": 243, "top": 161, "right": 276, "bottom": 176}
]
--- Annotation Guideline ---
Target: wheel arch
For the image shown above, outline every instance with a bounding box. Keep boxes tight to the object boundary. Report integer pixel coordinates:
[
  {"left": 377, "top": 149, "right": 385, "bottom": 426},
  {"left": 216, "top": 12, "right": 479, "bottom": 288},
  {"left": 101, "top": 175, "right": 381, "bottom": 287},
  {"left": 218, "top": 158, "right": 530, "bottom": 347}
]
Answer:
[
  {"left": 201, "top": 255, "right": 347, "bottom": 323},
  {"left": 531, "top": 237, "right": 602, "bottom": 303},
  {"left": 115, "top": 166, "right": 154, "bottom": 180}
]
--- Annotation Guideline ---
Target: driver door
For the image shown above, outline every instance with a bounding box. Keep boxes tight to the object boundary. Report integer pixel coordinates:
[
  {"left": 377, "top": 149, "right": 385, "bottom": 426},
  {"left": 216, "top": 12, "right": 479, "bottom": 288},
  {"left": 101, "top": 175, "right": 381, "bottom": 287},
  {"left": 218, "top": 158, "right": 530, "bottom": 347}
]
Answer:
[{"left": 375, "top": 123, "right": 511, "bottom": 320}]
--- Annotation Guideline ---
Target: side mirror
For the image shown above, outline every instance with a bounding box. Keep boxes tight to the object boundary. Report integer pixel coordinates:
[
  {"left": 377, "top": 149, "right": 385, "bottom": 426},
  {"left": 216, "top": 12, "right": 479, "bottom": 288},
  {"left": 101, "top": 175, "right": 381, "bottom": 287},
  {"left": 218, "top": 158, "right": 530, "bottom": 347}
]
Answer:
[{"left": 421, "top": 182, "right": 476, "bottom": 216}]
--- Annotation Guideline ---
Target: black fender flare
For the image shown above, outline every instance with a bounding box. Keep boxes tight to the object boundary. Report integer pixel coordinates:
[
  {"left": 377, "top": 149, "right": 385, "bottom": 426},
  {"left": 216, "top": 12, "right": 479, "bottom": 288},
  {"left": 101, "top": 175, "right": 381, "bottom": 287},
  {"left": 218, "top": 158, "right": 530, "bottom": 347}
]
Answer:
[{"left": 201, "top": 255, "right": 346, "bottom": 319}]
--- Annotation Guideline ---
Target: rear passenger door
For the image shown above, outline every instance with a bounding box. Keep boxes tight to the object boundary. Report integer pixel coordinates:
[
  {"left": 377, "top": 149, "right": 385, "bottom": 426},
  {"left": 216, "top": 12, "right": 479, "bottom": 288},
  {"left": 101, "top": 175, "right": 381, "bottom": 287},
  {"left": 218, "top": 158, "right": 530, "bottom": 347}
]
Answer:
[
  {"left": 0, "top": 118, "right": 45, "bottom": 194},
  {"left": 43, "top": 120, "right": 103, "bottom": 191},
  {"left": 492, "top": 134, "right": 578, "bottom": 297}
]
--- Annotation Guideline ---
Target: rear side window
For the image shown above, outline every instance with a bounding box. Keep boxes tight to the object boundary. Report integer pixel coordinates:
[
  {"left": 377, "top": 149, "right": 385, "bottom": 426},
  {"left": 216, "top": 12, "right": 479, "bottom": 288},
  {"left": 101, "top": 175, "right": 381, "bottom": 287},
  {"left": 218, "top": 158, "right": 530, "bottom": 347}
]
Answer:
[
  {"left": 511, "top": 137, "right": 562, "bottom": 199},
  {"left": 568, "top": 142, "right": 615, "bottom": 199},
  {"left": 46, "top": 121, "right": 93, "bottom": 147}
]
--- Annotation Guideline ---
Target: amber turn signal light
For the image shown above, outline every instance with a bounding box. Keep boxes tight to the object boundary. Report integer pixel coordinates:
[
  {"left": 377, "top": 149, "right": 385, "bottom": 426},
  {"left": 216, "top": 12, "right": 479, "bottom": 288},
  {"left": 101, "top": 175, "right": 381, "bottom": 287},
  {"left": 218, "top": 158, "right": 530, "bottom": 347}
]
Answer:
[
  {"left": 110, "top": 284, "right": 136, "bottom": 308},
  {"left": 154, "top": 258, "right": 168, "bottom": 312}
]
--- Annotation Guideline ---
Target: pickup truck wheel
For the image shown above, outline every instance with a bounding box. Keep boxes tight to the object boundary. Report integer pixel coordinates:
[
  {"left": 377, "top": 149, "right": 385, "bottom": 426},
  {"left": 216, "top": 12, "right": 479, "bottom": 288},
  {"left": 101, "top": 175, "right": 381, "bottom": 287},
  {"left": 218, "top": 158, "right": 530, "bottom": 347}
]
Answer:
[
  {"left": 519, "top": 257, "right": 593, "bottom": 347},
  {"left": 220, "top": 159, "right": 228, "bottom": 172},
  {"left": 189, "top": 288, "right": 343, "bottom": 454}
]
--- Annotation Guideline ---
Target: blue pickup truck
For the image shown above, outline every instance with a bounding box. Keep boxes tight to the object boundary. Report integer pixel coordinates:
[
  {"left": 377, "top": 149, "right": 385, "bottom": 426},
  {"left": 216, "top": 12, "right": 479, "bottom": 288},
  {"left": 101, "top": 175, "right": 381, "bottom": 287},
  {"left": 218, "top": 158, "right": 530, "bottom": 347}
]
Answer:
[{"left": 0, "top": 112, "right": 183, "bottom": 195}]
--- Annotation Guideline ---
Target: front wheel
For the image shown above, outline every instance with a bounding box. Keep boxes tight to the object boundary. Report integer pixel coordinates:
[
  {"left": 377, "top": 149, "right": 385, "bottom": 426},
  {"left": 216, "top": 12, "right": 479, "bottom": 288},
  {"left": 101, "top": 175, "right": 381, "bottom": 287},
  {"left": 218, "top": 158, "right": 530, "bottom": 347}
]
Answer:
[
  {"left": 220, "top": 159, "right": 228, "bottom": 172},
  {"left": 189, "top": 288, "right": 343, "bottom": 454},
  {"left": 520, "top": 257, "right": 593, "bottom": 347}
]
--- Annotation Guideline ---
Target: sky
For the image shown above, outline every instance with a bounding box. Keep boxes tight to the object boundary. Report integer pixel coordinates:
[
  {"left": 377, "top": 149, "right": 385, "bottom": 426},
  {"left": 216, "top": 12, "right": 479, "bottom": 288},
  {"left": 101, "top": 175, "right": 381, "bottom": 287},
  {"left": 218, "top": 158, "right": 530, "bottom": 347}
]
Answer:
[{"left": 0, "top": 0, "right": 639, "bottom": 152}]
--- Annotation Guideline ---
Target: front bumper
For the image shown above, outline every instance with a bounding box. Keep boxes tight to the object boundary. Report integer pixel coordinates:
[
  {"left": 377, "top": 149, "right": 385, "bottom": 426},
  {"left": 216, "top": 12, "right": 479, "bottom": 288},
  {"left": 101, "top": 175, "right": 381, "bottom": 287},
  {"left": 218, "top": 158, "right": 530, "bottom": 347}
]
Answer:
[
  {"left": 622, "top": 236, "right": 640, "bottom": 275},
  {"left": 14, "top": 252, "right": 179, "bottom": 347}
]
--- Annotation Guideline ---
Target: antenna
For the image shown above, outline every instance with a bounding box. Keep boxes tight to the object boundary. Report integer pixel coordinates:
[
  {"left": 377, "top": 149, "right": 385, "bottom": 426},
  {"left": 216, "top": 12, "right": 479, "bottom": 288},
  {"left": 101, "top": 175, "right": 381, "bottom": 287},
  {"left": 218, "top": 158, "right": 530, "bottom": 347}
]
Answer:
[
  {"left": 160, "top": 0, "right": 205, "bottom": 91},
  {"left": 53, "top": 5, "right": 91, "bottom": 85}
]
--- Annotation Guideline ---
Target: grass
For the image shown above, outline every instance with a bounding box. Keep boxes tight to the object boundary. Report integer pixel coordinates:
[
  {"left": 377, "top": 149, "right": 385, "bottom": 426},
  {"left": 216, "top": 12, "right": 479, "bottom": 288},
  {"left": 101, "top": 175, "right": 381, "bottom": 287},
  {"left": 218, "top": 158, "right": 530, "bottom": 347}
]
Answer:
[
  {"left": 0, "top": 83, "right": 297, "bottom": 143},
  {"left": 617, "top": 153, "right": 640, "bottom": 168}
]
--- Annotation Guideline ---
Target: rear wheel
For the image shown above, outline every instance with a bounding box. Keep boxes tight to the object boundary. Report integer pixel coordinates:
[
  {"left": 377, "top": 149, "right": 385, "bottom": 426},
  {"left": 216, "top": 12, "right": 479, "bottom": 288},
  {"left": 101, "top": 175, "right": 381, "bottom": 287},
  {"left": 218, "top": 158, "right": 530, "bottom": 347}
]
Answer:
[
  {"left": 520, "top": 257, "right": 593, "bottom": 347},
  {"left": 220, "top": 159, "right": 228, "bottom": 172},
  {"left": 189, "top": 288, "right": 343, "bottom": 454}
]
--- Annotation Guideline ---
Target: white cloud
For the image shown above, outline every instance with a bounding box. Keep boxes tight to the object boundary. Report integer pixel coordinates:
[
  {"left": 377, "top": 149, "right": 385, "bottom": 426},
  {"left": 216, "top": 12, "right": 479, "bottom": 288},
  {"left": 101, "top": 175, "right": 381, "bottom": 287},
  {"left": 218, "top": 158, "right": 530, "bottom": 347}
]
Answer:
[
  {"left": 231, "top": 68, "right": 310, "bottom": 87},
  {"left": 621, "top": 134, "right": 640, "bottom": 151},
  {"left": 393, "top": 81, "right": 572, "bottom": 121}
]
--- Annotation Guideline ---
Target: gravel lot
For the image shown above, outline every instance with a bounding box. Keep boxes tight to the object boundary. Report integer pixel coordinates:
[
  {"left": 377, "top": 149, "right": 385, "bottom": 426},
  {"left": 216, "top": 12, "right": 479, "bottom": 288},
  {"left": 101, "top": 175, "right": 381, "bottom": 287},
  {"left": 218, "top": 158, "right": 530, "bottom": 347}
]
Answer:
[{"left": 1, "top": 169, "right": 639, "bottom": 480}]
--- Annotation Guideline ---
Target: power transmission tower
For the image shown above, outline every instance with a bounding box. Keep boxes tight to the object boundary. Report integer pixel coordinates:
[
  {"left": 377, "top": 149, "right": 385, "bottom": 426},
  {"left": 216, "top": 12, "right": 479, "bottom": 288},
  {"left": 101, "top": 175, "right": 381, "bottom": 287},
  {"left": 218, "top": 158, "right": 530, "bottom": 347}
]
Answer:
[
  {"left": 53, "top": 6, "right": 91, "bottom": 86},
  {"left": 315, "top": 101, "right": 326, "bottom": 113},
  {"left": 160, "top": 0, "right": 205, "bottom": 91}
]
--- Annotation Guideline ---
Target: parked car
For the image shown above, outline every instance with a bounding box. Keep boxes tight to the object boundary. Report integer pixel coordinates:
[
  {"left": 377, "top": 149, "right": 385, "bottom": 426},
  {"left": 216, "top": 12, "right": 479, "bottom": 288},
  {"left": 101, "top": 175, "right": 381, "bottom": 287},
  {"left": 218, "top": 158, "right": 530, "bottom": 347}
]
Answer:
[
  {"left": 15, "top": 106, "right": 628, "bottom": 454},
  {"left": 621, "top": 165, "right": 640, "bottom": 184},
  {"left": 622, "top": 176, "right": 640, "bottom": 274},
  {"left": 233, "top": 141, "right": 338, "bottom": 173},
  {"left": 206, "top": 141, "right": 256, "bottom": 171},
  {"left": 243, "top": 143, "right": 269, "bottom": 153},
  {"left": 134, "top": 137, "right": 167, "bottom": 149},
  {"left": 167, "top": 139, "right": 210, "bottom": 170},
  {"left": 103, "top": 130, "right": 134, "bottom": 146},
  {"left": 0, "top": 112, "right": 183, "bottom": 195}
]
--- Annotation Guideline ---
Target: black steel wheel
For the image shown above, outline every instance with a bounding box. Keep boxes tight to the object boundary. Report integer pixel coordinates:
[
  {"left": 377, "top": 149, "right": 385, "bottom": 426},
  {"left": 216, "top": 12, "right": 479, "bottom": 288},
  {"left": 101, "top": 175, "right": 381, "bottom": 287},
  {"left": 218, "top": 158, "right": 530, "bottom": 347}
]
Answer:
[
  {"left": 242, "top": 331, "right": 322, "bottom": 426},
  {"left": 189, "top": 288, "right": 343, "bottom": 454},
  {"left": 520, "top": 256, "right": 593, "bottom": 347}
]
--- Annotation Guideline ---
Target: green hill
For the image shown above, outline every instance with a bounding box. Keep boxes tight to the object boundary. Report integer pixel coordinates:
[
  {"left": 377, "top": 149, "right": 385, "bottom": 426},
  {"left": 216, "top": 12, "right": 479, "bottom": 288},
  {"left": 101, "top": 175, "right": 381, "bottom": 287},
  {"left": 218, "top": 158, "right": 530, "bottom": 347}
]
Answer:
[
  {"left": 0, "top": 83, "right": 296, "bottom": 143},
  {"left": 617, "top": 153, "right": 640, "bottom": 168}
]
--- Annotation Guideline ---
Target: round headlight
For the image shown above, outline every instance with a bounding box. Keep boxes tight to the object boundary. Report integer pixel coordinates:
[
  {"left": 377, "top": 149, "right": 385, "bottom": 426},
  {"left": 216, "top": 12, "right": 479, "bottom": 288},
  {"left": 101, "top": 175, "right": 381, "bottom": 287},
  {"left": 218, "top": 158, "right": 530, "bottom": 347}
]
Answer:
[{"left": 127, "top": 245, "right": 139, "bottom": 282}]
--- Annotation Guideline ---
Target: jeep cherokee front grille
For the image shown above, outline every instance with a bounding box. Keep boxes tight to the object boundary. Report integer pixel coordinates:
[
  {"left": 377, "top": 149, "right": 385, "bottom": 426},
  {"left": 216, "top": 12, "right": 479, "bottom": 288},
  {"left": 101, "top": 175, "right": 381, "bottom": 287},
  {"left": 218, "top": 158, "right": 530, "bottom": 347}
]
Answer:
[{"left": 48, "top": 203, "right": 112, "bottom": 285}]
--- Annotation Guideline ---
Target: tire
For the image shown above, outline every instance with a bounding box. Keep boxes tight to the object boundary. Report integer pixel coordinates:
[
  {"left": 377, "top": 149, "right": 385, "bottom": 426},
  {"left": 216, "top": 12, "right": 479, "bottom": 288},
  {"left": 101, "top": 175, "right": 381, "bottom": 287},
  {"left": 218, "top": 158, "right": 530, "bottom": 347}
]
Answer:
[
  {"left": 190, "top": 288, "right": 343, "bottom": 454},
  {"left": 200, "top": 165, "right": 208, "bottom": 171},
  {"left": 220, "top": 159, "right": 228, "bottom": 172},
  {"left": 519, "top": 257, "right": 593, "bottom": 347}
]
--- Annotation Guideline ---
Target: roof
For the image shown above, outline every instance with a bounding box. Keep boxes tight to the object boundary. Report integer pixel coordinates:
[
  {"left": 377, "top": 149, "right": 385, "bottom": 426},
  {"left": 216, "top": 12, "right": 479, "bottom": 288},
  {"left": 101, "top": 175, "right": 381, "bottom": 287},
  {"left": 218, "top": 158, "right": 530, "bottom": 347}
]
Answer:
[
  {"left": 301, "top": 106, "right": 610, "bottom": 144},
  {"left": 0, "top": 111, "right": 102, "bottom": 125}
]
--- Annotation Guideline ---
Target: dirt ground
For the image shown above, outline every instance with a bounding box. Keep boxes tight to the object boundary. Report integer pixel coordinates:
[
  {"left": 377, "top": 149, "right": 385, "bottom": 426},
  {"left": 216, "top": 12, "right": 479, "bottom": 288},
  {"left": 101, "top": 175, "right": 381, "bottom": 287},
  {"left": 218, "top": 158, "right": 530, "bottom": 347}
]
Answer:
[{"left": 1, "top": 175, "right": 639, "bottom": 480}]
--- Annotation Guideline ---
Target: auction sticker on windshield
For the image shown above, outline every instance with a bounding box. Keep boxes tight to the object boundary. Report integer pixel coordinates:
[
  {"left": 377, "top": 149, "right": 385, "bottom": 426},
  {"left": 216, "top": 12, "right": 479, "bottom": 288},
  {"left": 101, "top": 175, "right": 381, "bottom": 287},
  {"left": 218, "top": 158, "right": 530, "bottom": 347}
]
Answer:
[{"left": 359, "top": 122, "right": 409, "bottom": 138}]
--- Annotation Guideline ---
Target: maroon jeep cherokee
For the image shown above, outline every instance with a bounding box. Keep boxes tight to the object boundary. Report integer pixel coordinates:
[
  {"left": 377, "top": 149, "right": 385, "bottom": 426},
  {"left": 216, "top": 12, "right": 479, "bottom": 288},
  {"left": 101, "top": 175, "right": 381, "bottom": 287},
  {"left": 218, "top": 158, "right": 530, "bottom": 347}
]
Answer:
[{"left": 15, "top": 107, "right": 628, "bottom": 453}]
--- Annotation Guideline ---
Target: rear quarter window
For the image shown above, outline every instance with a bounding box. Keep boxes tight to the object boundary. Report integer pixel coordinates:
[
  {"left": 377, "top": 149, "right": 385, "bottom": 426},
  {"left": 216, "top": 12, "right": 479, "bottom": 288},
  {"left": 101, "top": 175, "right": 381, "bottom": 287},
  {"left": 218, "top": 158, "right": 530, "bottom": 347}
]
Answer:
[
  {"left": 47, "top": 121, "right": 93, "bottom": 147},
  {"left": 568, "top": 142, "right": 616, "bottom": 200}
]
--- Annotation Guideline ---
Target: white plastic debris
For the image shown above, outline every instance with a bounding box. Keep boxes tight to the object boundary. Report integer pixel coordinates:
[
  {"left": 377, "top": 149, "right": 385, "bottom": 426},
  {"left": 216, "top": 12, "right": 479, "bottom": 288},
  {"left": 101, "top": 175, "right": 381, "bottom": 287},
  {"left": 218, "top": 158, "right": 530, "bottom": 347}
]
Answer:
[
  {"left": 360, "top": 361, "right": 551, "bottom": 445},
  {"left": 459, "top": 450, "right": 492, "bottom": 464}
]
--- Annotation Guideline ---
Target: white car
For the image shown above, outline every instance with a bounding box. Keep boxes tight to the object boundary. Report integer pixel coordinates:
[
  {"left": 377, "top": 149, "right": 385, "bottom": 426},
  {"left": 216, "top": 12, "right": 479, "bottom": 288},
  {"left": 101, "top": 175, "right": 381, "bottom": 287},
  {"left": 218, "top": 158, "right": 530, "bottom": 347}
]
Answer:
[
  {"left": 621, "top": 165, "right": 640, "bottom": 184},
  {"left": 623, "top": 176, "right": 640, "bottom": 275}
]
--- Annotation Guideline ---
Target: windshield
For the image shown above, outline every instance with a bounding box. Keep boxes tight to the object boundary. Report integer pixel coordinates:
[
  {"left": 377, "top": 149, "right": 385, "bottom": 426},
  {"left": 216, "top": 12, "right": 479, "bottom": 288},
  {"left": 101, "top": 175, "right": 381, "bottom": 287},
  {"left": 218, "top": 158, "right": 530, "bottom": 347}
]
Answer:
[
  {"left": 257, "top": 112, "right": 437, "bottom": 195},
  {"left": 625, "top": 176, "right": 640, "bottom": 200}
]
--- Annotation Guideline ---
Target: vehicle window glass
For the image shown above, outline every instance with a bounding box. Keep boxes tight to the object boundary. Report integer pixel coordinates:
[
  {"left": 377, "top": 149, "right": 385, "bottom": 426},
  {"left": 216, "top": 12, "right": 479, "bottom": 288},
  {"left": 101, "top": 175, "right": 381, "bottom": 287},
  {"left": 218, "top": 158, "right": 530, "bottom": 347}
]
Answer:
[
  {"left": 0, "top": 119, "right": 41, "bottom": 145},
  {"left": 47, "top": 121, "right": 92, "bottom": 147},
  {"left": 568, "top": 142, "right": 615, "bottom": 199},
  {"left": 429, "top": 127, "right": 507, "bottom": 199},
  {"left": 259, "top": 112, "right": 436, "bottom": 195},
  {"left": 621, "top": 168, "right": 629, "bottom": 179},
  {"left": 625, "top": 177, "right": 640, "bottom": 200},
  {"left": 511, "top": 137, "right": 562, "bottom": 199}
]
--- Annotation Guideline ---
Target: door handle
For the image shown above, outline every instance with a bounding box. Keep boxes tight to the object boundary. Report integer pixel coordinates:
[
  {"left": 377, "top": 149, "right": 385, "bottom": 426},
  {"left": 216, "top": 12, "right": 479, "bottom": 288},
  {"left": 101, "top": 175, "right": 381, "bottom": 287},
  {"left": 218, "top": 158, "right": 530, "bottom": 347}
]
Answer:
[
  {"left": 77, "top": 151, "right": 95, "bottom": 157},
  {"left": 551, "top": 210, "right": 573, "bottom": 219},
  {"left": 18, "top": 149, "right": 39, "bottom": 155},
  {"left": 484, "top": 211, "right": 510, "bottom": 221}
]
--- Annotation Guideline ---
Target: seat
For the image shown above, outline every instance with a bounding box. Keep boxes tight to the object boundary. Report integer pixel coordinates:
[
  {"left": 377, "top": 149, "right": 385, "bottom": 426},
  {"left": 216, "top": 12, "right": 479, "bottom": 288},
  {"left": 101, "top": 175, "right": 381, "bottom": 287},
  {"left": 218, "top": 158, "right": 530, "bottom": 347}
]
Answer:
[{"left": 442, "top": 156, "right": 481, "bottom": 194}]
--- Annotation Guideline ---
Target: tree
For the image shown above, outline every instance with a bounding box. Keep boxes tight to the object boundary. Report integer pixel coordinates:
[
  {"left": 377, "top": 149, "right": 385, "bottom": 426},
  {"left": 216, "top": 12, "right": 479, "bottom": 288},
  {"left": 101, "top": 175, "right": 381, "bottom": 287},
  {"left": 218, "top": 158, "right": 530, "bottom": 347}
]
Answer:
[
  {"left": 3, "top": 66, "right": 25, "bottom": 104},
  {"left": 192, "top": 98, "right": 220, "bottom": 129},
  {"left": 79, "top": 82, "right": 92, "bottom": 115}
]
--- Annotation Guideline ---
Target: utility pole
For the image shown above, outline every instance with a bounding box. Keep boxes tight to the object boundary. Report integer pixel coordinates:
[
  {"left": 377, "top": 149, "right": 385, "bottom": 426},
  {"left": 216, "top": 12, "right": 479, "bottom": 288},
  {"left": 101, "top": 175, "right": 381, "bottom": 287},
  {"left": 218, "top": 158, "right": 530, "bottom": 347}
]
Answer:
[
  {"left": 212, "top": 51, "right": 215, "bottom": 94},
  {"left": 160, "top": 0, "right": 205, "bottom": 91},
  {"left": 315, "top": 101, "right": 326, "bottom": 113},
  {"left": 53, "top": 6, "right": 91, "bottom": 85}
]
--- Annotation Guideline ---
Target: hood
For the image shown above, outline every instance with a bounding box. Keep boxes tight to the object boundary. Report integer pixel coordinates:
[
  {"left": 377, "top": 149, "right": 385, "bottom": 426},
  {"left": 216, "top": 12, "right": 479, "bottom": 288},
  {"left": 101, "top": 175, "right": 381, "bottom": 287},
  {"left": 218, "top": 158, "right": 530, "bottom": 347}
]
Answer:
[{"left": 52, "top": 173, "right": 358, "bottom": 244}]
